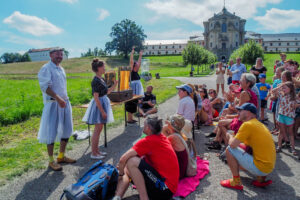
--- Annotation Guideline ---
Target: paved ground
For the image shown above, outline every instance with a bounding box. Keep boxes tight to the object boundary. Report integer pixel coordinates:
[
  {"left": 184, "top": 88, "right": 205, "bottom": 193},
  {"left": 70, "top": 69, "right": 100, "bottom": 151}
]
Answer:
[{"left": 0, "top": 75, "right": 300, "bottom": 200}]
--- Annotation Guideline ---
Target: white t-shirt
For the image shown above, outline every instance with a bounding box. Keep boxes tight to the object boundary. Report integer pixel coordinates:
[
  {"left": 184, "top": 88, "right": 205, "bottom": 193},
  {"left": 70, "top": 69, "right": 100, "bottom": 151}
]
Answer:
[{"left": 177, "top": 96, "right": 195, "bottom": 121}]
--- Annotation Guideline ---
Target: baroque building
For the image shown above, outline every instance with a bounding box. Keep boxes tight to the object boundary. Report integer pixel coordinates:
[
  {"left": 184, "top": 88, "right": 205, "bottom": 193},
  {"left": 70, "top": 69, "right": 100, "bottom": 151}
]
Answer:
[{"left": 203, "top": 7, "right": 246, "bottom": 61}]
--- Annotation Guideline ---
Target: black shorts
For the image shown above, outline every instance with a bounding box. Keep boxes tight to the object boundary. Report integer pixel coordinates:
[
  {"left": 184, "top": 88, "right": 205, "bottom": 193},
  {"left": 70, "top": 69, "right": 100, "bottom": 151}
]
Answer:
[
  {"left": 261, "top": 99, "right": 267, "bottom": 108},
  {"left": 137, "top": 159, "right": 173, "bottom": 200},
  {"left": 125, "top": 99, "right": 138, "bottom": 113}
]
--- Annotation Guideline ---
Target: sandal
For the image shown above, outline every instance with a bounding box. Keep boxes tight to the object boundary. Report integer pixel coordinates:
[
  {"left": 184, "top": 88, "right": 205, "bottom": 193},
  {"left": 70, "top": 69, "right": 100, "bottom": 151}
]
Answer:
[
  {"left": 276, "top": 146, "right": 282, "bottom": 153},
  {"left": 292, "top": 149, "right": 298, "bottom": 156}
]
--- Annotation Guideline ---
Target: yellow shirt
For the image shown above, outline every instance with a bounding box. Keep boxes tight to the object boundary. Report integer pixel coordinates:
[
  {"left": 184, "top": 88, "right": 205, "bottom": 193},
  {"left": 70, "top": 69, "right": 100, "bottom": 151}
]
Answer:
[{"left": 235, "top": 118, "right": 276, "bottom": 174}]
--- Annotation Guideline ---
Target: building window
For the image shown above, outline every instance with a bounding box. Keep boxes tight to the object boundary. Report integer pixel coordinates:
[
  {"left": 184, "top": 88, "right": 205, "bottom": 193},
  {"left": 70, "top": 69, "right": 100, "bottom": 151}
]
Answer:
[
  {"left": 152, "top": 46, "right": 154, "bottom": 49},
  {"left": 165, "top": 46, "right": 167, "bottom": 49},
  {"left": 236, "top": 42, "right": 238, "bottom": 47},
  {"left": 296, "top": 42, "right": 298, "bottom": 46},
  {"left": 179, "top": 45, "right": 181, "bottom": 49},
  {"left": 236, "top": 22, "right": 238, "bottom": 27},
  {"left": 276, "top": 48, "right": 278, "bottom": 51},
  {"left": 145, "top": 46, "right": 148, "bottom": 50},
  {"left": 222, "top": 23, "right": 227, "bottom": 32},
  {"left": 287, "top": 42, "right": 290, "bottom": 46},
  {"left": 158, "top": 51, "right": 160, "bottom": 55},
  {"left": 270, "top": 43, "right": 273, "bottom": 46},
  {"left": 175, "top": 50, "right": 177, "bottom": 54},
  {"left": 262, "top": 43, "right": 265, "bottom": 46},
  {"left": 166, "top": 51, "right": 168, "bottom": 55},
  {"left": 287, "top": 48, "right": 289, "bottom": 52},
  {"left": 211, "top": 34, "right": 213, "bottom": 38},
  {"left": 264, "top": 47, "right": 267, "bottom": 51},
  {"left": 222, "top": 43, "right": 226, "bottom": 49},
  {"left": 172, "top": 46, "right": 175, "bottom": 49},
  {"left": 279, "top": 42, "right": 281, "bottom": 46},
  {"left": 210, "top": 42, "right": 212, "bottom": 47},
  {"left": 159, "top": 46, "right": 161, "bottom": 49}
]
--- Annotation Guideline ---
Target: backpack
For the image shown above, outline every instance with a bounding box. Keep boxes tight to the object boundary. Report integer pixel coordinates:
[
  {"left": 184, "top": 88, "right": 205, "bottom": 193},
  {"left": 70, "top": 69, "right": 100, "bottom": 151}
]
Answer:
[
  {"left": 60, "top": 160, "right": 118, "bottom": 200},
  {"left": 174, "top": 133, "right": 197, "bottom": 177}
]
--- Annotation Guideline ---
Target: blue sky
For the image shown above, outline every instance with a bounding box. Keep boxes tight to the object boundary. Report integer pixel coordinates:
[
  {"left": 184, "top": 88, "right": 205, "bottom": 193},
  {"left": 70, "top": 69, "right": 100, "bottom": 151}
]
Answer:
[{"left": 1, "top": 0, "right": 300, "bottom": 58}]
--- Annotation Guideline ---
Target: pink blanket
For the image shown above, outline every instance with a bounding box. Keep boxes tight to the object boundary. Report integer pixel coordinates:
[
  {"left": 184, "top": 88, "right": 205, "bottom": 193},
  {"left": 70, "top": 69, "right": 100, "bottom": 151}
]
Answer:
[{"left": 173, "top": 157, "right": 210, "bottom": 198}]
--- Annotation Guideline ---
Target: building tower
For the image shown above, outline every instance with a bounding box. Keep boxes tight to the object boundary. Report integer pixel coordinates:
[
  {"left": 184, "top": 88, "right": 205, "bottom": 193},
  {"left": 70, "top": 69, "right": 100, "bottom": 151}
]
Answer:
[{"left": 203, "top": 7, "right": 246, "bottom": 61}]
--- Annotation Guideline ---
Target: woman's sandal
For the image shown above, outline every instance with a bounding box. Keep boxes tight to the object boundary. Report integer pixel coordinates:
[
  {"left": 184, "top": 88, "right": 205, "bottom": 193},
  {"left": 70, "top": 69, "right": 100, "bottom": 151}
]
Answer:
[
  {"left": 292, "top": 149, "right": 298, "bottom": 156},
  {"left": 276, "top": 146, "right": 282, "bottom": 153}
]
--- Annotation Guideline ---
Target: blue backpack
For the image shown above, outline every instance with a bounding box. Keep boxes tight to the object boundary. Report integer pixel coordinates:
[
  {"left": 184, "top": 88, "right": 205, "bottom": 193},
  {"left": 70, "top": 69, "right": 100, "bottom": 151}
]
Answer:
[{"left": 60, "top": 161, "right": 118, "bottom": 200}]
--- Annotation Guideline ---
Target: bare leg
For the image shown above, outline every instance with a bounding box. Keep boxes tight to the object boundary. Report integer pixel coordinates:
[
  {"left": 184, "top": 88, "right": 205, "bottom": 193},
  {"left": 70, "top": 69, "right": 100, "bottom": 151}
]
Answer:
[
  {"left": 272, "top": 113, "right": 277, "bottom": 130},
  {"left": 216, "top": 84, "right": 220, "bottom": 95},
  {"left": 287, "top": 125, "right": 295, "bottom": 150},
  {"left": 91, "top": 123, "right": 103, "bottom": 155},
  {"left": 126, "top": 157, "right": 149, "bottom": 200},
  {"left": 128, "top": 112, "right": 134, "bottom": 121},
  {"left": 47, "top": 144, "right": 54, "bottom": 157},
  {"left": 278, "top": 123, "right": 287, "bottom": 148},
  {"left": 115, "top": 167, "right": 131, "bottom": 198},
  {"left": 60, "top": 140, "right": 67, "bottom": 154},
  {"left": 221, "top": 84, "right": 225, "bottom": 96},
  {"left": 225, "top": 148, "right": 240, "bottom": 177},
  {"left": 138, "top": 108, "right": 145, "bottom": 116},
  {"left": 145, "top": 107, "right": 158, "bottom": 115},
  {"left": 261, "top": 108, "right": 265, "bottom": 121}
]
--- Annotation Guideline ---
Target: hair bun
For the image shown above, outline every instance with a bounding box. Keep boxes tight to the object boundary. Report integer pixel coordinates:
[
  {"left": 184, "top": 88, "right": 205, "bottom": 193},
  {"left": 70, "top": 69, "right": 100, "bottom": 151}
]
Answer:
[{"left": 92, "top": 58, "right": 99, "bottom": 63}]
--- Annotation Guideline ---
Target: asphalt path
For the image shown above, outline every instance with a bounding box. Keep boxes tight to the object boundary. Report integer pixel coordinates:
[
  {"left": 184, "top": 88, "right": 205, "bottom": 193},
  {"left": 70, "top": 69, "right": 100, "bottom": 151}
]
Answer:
[{"left": 0, "top": 74, "right": 299, "bottom": 200}]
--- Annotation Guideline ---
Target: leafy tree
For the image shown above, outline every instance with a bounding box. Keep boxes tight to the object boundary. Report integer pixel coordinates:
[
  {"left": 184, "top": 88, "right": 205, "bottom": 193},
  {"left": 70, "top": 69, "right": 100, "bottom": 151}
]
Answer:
[
  {"left": 106, "top": 19, "right": 147, "bottom": 58},
  {"left": 20, "top": 52, "right": 31, "bottom": 62},
  {"left": 182, "top": 43, "right": 199, "bottom": 72},
  {"left": 64, "top": 49, "right": 69, "bottom": 58},
  {"left": 0, "top": 52, "right": 30, "bottom": 63},
  {"left": 230, "top": 40, "right": 264, "bottom": 68},
  {"left": 105, "top": 41, "right": 115, "bottom": 56}
]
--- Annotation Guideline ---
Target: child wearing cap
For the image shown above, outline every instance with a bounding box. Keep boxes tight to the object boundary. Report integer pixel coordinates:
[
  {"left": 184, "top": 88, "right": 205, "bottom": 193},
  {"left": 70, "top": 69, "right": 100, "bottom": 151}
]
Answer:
[{"left": 255, "top": 74, "right": 271, "bottom": 122}]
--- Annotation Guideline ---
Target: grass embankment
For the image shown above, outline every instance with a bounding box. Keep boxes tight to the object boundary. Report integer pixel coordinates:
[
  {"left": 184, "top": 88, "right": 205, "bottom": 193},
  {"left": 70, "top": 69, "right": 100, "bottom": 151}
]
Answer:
[
  {"left": 0, "top": 77, "right": 181, "bottom": 185},
  {"left": 263, "top": 53, "right": 300, "bottom": 83}
]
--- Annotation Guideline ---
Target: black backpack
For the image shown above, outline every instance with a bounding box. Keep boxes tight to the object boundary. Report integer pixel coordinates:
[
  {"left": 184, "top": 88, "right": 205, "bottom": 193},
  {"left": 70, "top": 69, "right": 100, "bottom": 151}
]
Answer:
[{"left": 60, "top": 160, "right": 118, "bottom": 200}]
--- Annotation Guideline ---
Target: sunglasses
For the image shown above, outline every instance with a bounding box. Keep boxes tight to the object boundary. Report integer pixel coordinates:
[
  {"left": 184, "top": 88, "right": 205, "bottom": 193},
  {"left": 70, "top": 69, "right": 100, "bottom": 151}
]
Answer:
[
  {"left": 199, "top": 90, "right": 204, "bottom": 93},
  {"left": 208, "top": 92, "right": 214, "bottom": 94}
]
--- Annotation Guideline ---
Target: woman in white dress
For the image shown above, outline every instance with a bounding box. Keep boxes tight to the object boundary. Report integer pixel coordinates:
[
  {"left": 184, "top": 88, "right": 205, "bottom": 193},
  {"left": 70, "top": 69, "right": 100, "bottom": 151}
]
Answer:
[{"left": 216, "top": 62, "right": 225, "bottom": 96}]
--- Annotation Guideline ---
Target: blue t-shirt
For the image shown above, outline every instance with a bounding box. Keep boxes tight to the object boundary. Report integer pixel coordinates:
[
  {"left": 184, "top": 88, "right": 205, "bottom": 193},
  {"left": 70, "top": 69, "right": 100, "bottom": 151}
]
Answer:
[
  {"left": 273, "top": 79, "right": 282, "bottom": 89},
  {"left": 230, "top": 64, "right": 247, "bottom": 81},
  {"left": 255, "top": 83, "right": 271, "bottom": 100}
]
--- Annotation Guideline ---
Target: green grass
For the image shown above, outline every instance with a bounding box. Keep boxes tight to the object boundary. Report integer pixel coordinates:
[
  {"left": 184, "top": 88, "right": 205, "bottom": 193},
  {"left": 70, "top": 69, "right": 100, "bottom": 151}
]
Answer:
[
  {"left": 0, "top": 78, "right": 181, "bottom": 185},
  {"left": 145, "top": 55, "right": 183, "bottom": 63},
  {"left": 263, "top": 53, "right": 300, "bottom": 83}
]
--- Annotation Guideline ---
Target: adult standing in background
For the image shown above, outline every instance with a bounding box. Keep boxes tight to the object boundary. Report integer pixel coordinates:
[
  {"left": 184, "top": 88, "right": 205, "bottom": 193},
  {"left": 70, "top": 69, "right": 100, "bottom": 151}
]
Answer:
[
  {"left": 230, "top": 57, "right": 247, "bottom": 85},
  {"left": 250, "top": 57, "right": 267, "bottom": 83},
  {"left": 37, "top": 48, "right": 76, "bottom": 171},
  {"left": 216, "top": 62, "right": 225, "bottom": 95},
  {"left": 227, "top": 59, "right": 234, "bottom": 85},
  {"left": 126, "top": 47, "right": 144, "bottom": 124}
]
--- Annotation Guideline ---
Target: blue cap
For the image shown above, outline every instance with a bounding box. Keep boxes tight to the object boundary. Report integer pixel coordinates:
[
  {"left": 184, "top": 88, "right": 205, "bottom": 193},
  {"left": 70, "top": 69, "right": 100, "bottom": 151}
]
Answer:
[
  {"left": 236, "top": 103, "right": 257, "bottom": 115},
  {"left": 258, "top": 73, "right": 266, "bottom": 79},
  {"left": 176, "top": 84, "right": 192, "bottom": 94}
]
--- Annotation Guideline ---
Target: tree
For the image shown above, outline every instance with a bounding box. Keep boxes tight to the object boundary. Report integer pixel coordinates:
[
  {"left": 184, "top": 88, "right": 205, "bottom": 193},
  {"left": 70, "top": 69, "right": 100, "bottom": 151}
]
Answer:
[
  {"left": 106, "top": 19, "right": 147, "bottom": 58},
  {"left": 182, "top": 43, "right": 199, "bottom": 73},
  {"left": 230, "top": 40, "right": 264, "bottom": 68},
  {"left": 0, "top": 52, "right": 30, "bottom": 63},
  {"left": 64, "top": 49, "right": 69, "bottom": 58}
]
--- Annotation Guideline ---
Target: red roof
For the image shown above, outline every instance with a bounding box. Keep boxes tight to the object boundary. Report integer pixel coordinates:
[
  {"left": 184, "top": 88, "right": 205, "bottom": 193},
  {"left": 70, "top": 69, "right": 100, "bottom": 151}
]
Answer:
[{"left": 28, "top": 47, "right": 60, "bottom": 53}]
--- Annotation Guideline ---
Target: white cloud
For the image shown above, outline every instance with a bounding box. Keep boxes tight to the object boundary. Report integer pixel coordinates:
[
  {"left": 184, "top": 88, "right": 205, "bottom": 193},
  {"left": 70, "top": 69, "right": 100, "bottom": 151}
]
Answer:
[
  {"left": 254, "top": 8, "right": 300, "bottom": 32},
  {"left": 147, "top": 28, "right": 202, "bottom": 40},
  {"left": 3, "top": 11, "right": 63, "bottom": 36},
  {"left": 145, "top": 0, "right": 282, "bottom": 26},
  {"left": 0, "top": 31, "right": 49, "bottom": 48},
  {"left": 57, "top": 0, "right": 78, "bottom": 4},
  {"left": 97, "top": 8, "right": 110, "bottom": 21}
]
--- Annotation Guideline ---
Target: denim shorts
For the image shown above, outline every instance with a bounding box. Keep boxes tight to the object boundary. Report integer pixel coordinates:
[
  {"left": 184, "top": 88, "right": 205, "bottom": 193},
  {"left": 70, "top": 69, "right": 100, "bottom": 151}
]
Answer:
[
  {"left": 277, "top": 114, "right": 294, "bottom": 126},
  {"left": 227, "top": 146, "right": 268, "bottom": 177}
]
